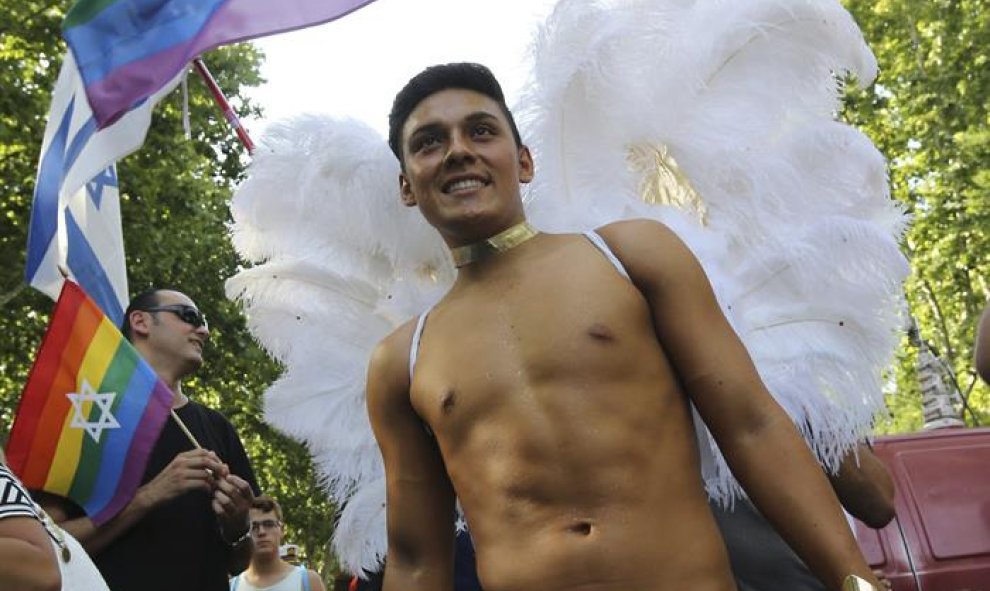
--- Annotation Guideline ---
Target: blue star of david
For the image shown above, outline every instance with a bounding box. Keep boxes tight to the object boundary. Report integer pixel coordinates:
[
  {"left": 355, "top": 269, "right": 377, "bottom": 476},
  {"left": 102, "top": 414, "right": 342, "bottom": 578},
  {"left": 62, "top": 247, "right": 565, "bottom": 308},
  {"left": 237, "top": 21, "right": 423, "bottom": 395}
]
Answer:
[{"left": 85, "top": 166, "right": 117, "bottom": 209}]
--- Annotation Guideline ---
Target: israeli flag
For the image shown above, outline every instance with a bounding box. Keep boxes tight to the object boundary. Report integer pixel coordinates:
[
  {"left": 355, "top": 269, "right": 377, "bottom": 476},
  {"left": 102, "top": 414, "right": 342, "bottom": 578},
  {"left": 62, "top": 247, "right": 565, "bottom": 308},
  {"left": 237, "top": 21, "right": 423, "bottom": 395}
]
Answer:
[{"left": 26, "top": 53, "right": 182, "bottom": 324}]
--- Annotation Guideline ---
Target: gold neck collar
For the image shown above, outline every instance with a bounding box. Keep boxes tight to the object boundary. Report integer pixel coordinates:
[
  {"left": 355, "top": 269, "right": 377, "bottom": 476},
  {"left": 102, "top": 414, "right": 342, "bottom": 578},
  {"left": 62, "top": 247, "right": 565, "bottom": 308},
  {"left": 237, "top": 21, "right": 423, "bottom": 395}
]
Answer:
[{"left": 450, "top": 221, "right": 539, "bottom": 268}]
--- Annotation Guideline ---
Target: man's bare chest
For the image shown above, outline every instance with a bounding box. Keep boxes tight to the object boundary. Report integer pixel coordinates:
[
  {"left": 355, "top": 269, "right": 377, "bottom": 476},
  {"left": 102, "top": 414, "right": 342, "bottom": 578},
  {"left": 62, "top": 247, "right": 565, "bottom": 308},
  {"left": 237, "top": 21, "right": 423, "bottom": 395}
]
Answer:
[{"left": 408, "top": 268, "right": 670, "bottom": 426}]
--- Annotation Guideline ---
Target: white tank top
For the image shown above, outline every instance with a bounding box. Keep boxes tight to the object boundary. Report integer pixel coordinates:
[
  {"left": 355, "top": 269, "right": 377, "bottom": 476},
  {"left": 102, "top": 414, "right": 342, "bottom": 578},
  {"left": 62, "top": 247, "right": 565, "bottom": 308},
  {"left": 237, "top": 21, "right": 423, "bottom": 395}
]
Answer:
[{"left": 230, "top": 565, "right": 311, "bottom": 591}]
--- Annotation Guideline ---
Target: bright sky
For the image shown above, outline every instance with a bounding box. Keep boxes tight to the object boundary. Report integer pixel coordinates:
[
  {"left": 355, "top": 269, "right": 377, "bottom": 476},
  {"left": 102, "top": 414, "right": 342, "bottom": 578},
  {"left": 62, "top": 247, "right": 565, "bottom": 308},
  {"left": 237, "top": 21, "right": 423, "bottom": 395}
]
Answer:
[{"left": 245, "top": 0, "right": 560, "bottom": 139}]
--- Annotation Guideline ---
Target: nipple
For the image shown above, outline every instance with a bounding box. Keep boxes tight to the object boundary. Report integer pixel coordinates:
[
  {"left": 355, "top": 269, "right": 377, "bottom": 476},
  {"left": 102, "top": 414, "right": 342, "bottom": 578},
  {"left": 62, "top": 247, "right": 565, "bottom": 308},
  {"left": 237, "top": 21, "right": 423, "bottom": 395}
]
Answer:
[
  {"left": 587, "top": 323, "right": 615, "bottom": 342},
  {"left": 440, "top": 389, "right": 457, "bottom": 414}
]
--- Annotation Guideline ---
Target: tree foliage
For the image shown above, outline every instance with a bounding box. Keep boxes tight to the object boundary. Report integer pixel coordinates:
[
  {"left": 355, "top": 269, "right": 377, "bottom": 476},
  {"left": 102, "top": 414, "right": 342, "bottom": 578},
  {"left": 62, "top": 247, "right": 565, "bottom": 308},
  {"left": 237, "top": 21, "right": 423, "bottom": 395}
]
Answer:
[
  {"left": 0, "top": 0, "right": 339, "bottom": 579},
  {"left": 843, "top": 0, "right": 990, "bottom": 432}
]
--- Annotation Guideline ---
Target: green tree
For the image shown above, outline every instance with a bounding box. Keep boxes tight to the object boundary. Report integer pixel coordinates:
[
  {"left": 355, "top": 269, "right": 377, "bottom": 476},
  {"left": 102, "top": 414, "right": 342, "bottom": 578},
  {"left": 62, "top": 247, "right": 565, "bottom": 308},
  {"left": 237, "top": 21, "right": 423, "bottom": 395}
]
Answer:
[
  {"left": 843, "top": 0, "right": 990, "bottom": 432},
  {"left": 0, "top": 0, "right": 339, "bottom": 579}
]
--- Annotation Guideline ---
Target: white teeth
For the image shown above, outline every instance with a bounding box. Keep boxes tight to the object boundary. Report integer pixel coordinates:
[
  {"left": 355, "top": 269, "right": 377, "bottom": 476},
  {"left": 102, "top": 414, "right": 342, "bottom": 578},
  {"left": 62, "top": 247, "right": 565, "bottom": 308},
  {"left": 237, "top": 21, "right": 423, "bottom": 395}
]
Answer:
[{"left": 446, "top": 179, "right": 484, "bottom": 192}]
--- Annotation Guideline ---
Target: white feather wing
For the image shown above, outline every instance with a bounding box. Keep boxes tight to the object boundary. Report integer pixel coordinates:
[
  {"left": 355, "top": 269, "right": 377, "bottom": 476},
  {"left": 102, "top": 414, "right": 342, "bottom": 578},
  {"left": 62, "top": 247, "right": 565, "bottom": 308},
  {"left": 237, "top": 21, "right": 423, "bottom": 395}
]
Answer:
[
  {"left": 519, "top": 0, "right": 909, "bottom": 500},
  {"left": 226, "top": 115, "right": 453, "bottom": 572}
]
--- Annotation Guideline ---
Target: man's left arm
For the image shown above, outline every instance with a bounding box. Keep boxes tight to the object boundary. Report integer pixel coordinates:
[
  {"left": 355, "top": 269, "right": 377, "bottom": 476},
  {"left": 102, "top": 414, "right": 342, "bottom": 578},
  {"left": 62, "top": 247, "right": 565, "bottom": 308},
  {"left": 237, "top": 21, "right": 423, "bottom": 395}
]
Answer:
[
  {"left": 829, "top": 444, "right": 895, "bottom": 529},
  {"left": 601, "top": 219, "right": 878, "bottom": 591}
]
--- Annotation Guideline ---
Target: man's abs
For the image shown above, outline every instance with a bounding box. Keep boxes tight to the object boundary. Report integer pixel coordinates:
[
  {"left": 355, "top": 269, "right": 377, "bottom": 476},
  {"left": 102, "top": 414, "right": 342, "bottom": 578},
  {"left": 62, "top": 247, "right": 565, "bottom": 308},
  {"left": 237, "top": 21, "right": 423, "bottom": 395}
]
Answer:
[
  {"left": 467, "top": 496, "right": 736, "bottom": 591},
  {"left": 436, "top": 378, "right": 734, "bottom": 591}
]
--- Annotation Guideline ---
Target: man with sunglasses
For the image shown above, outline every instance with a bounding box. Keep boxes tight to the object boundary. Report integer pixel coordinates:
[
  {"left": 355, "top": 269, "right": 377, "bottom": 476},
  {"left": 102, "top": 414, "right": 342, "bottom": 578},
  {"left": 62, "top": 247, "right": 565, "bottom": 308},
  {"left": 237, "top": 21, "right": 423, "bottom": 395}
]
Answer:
[{"left": 40, "top": 288, "right": 260, "bottom": 591}]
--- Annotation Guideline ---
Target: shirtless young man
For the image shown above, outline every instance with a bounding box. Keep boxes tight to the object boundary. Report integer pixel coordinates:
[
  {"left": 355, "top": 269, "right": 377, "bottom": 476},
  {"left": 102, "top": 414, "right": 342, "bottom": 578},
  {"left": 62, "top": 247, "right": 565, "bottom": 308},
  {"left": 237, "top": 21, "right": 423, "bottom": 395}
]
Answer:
[{"left": 366, "top": 63, "right": 881, "bottom": 591}]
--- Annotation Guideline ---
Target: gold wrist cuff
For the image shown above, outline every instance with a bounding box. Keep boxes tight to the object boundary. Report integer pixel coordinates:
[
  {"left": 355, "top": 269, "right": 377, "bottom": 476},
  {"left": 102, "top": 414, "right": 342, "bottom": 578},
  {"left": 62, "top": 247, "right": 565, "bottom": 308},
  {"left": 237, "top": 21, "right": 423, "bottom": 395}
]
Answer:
[{"left": 842, "top": 574, "right": 877, "bottom": 591}]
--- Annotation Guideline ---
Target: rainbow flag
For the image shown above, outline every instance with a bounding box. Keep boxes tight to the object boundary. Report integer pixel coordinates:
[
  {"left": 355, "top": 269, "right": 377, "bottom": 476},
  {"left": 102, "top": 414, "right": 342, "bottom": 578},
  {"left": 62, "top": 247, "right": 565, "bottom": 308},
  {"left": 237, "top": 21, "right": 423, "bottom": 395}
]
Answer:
[
  {"left": 63, "top": 0, "right": 378, "bottom": 128},
  {"left": 5, "top": 282, "right": 173, "bottom": 525}
]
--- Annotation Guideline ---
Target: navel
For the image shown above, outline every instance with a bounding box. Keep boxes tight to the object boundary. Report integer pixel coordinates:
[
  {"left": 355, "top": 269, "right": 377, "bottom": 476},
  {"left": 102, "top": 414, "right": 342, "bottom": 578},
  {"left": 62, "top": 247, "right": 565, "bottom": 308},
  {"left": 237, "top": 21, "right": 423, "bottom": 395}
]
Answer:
[{"left": 567, "top": 521, "right": 594, "bottom": 536}]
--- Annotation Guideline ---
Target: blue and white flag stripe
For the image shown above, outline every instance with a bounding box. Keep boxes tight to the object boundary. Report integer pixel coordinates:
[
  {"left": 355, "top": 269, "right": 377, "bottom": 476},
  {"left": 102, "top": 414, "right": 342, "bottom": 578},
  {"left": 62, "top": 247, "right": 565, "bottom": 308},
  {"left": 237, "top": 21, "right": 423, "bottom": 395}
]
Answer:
[{"left": 26, "top": 52, "right": 182, "bottom": 323}]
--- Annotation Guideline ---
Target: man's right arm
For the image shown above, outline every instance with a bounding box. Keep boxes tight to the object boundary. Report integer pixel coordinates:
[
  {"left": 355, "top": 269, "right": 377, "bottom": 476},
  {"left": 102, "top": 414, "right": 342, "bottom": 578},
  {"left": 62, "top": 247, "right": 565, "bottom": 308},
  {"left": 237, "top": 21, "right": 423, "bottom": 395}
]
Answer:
[
  {"left": 40, "top": 448, "right": 226, "bottom": 555},
  {"left": 367, "top": 330, "right": 456, "bottom": 591}
]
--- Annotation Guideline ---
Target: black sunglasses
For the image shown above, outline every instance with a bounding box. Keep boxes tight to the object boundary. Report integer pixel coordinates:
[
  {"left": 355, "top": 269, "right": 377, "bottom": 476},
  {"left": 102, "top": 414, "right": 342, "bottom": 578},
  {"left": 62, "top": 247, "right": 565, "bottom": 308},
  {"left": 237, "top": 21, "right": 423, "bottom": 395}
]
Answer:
[{"left": 142, "top": 304, "right": 208, "bottom": 330}]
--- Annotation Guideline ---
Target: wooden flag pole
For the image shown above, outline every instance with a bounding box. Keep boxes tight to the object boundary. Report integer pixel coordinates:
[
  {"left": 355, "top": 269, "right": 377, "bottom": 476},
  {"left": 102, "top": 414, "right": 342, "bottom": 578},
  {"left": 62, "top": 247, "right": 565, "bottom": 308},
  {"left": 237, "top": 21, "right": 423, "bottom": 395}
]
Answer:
[
  {"left": 170, "top": 409, "right": 203, "bottom": 449},
  {"left": 192, "top": 57, "right": 256, "bottom": 154},
  {"left": 170, "top": 410, "right": 216, "bottom": 479}
]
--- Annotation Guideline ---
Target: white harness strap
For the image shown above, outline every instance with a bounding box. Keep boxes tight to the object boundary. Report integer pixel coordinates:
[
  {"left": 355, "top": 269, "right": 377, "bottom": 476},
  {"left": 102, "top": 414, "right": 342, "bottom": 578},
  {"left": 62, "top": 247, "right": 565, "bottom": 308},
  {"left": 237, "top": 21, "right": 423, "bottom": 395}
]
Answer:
[
  {"left": 408, "top": 309, "right": 431, "bottom": 384},
  {"left": 583, "top": 230, "right": 631, "bottom": 279}
]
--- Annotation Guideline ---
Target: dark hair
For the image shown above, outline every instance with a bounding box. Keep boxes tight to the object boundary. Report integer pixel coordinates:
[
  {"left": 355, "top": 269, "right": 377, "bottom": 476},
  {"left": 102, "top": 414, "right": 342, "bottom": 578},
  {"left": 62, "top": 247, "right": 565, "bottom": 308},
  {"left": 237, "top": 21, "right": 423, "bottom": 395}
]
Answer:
[
  {"left": 387, "top": 62, "right": 522, "bottom": 167},
  {"left": 252, "top": 494, "right": 283, "bottom": 522},
  {"left": 120, "top": 288, "right": 163, "bottom": 341}
]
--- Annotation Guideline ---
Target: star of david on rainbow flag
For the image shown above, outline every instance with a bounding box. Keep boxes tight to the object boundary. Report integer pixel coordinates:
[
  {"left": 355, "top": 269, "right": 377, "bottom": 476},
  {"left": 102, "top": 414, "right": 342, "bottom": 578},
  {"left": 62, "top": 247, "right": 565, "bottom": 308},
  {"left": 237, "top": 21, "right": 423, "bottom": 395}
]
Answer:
[
  {"left": 66, "top": 379, "right": 122, "bottom": 443},
  {"left": 5, "top": 282, "right": 173, "bottom": 525}
]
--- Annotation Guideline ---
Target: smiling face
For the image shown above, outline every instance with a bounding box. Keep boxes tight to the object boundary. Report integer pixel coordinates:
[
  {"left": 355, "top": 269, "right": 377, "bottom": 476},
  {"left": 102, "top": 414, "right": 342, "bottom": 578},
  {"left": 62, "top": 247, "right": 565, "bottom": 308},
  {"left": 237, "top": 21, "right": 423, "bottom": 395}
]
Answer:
[{"left": 398, "top": 88, "right": 534, "bottom": 246}]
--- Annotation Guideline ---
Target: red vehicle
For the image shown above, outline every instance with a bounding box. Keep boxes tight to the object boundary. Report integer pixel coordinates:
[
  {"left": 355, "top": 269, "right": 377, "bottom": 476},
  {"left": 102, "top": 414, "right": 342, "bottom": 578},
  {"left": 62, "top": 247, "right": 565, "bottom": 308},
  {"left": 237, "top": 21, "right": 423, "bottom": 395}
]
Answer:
[{"left": 852, "top": 427, "right": 990, "bottom": 591}]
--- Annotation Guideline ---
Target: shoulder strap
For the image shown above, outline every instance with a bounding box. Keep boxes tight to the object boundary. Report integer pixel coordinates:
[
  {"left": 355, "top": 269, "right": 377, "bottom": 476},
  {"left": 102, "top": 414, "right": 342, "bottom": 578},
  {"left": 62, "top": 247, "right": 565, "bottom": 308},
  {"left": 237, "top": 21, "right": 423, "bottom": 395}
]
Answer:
[
  {"left": 230, "top": 574, "right": 240, "bottom": 591},
  {"left": 408, "top": 309, "right": 431, "bottom": 383},
  {"left": 583, "top": 230, "right": 631, "bottom": 280},
  {"left": 299, "top": 566, "right": 311, "bottom": 591}
]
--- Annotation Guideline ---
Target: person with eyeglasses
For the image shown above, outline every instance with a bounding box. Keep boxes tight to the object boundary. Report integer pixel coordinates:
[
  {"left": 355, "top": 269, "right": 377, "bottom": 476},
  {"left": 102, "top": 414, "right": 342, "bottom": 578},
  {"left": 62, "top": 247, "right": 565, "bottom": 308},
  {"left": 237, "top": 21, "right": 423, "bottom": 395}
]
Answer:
[
  {"left": 37, "top": 288, "right": 260, "bottom": 591},
  {"left": 229, "top": 495, "right": 325, "bottom": 591}
]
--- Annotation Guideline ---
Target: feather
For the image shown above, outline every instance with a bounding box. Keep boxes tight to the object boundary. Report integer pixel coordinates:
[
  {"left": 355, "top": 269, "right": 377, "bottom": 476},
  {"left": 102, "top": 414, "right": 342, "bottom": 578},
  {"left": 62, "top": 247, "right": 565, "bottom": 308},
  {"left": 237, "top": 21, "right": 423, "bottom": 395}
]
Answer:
[
  {"left": 227, "top": 116, "right": 453, "bottom": 571},
  {"left": 519, "top": 0, "right": 907, "bottom": 501}
]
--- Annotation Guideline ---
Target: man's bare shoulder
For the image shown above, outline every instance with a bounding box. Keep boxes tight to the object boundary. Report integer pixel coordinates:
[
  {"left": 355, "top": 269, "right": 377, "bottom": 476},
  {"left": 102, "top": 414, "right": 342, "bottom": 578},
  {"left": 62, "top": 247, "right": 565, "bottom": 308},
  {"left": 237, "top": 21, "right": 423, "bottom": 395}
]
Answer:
[
  {"left": 593, "top": 218, "right": 701, "bottom": 285},
  {"left": 594, "top": 218, "right": 681, "bottom": 247},
  {"left": 366, "top": 319, "right": 420, "bottom": 406}
]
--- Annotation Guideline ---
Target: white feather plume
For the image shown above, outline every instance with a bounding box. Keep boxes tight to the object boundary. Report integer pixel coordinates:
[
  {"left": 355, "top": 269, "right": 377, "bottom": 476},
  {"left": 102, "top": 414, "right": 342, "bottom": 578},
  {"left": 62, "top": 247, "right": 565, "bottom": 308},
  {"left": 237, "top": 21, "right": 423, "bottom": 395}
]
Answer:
[
  {"left": 227, "top": 115, "right": 454, "bottom": 571},
  {"left": 227, "top": 0, "right": 909, "bottom": 571},
  {"left": 519, "top": 0, "right": 907, "bottom": 500}
]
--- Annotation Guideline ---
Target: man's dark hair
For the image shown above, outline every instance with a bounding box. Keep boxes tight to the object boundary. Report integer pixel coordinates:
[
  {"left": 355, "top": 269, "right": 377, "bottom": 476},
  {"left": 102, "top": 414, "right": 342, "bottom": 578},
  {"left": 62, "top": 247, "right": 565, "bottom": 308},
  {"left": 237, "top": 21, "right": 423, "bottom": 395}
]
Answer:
[
  {"left": 120, "top": 288, "right": 163, "bottom": 341},
  {"left": 387, "top": 62, "right": 522, "bottom": 166}
]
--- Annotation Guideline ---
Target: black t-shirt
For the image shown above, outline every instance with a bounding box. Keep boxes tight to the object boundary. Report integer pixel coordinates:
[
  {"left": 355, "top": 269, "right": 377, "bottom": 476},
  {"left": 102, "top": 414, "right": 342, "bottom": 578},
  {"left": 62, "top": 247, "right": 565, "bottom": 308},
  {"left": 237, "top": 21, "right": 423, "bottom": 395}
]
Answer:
[{"left": 94, "top": 400, "right": 259, "bottom": 591}]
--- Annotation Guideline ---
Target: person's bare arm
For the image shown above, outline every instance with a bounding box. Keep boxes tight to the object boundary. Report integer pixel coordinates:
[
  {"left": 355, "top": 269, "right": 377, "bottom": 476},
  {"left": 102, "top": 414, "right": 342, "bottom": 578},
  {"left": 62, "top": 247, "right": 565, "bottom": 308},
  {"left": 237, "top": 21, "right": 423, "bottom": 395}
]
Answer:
[
  {"left": 308, "top": 569, "right": 328, "bottom": 591},
  {"left": 367, "top": 327, "right": 456, "bottom": 591},
  {"left": 976, "top": 303, "right": 990, "bottom": 384},
  {"left": 829, "top": 444, "right": 895, "bottom": 529},
  {"left": 40, "top": 448, "right": 227, "bottom": 555},
  {"left": 0, "top": 516, "right": 61, "bottom": 591},
  {"left": 602, "top": 219, "right": 878, "bottom": 591}
]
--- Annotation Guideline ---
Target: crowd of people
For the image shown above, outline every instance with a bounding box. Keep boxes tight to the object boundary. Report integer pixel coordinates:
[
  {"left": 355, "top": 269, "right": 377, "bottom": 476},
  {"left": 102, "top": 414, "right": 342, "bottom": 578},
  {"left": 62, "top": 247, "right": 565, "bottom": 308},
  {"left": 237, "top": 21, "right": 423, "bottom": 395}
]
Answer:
[{"left": 3, "top": 62, "right": 988, "bottom": 591}]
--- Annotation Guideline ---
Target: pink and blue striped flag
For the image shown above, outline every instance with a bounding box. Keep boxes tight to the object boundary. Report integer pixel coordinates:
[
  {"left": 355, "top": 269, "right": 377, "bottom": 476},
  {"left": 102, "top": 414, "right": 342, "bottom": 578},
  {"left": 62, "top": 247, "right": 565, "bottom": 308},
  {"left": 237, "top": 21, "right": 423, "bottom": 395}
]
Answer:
[
  {"left": 26, "top": 52, "right": 184, "bottom": 325},
  {"left": 64, "top": 0, "right": 377, "bottom": 128}
]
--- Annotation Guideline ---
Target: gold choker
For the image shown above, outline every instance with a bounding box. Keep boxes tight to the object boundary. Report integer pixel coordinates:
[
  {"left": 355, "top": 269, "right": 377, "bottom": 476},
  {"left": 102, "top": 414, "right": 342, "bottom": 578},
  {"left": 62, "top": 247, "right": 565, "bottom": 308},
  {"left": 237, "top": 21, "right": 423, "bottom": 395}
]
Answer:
[{"left": 451, "top": 221, "right": 539, "bottom": 267}]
